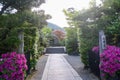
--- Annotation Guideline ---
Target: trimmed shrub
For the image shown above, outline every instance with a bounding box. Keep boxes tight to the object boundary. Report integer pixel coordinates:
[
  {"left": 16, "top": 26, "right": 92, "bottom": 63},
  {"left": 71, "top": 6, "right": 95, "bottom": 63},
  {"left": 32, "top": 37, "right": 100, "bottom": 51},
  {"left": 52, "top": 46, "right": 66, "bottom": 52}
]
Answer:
[{"left": 65, "top": 27, "right": 79, "bottom": 55}]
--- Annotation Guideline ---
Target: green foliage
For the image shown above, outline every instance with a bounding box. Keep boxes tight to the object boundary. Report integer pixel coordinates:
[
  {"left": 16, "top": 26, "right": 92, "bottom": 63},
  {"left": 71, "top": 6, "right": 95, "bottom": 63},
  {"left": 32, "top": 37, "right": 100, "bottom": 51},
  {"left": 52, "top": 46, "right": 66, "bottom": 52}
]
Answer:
[
  {"left": 64, "top": 4, "right": 99, "bottom": 66},
  {"left": 63, "top": 9, "right": 79, "bottom": 55},
  {"left": 5, "top": 36, "right": 20, "bottom": 48},
  {"left": 41, "top": 26, "right": 52, "bottom": 47},
  {"left": 23, "top": 24, "right": 45, "bottom": 70},
  {"left": 65, "top": 27, "right": 79, "bottom": 55},
  {"left": 106, "top": 19, "right": 120, "bottom": 46},
  {"left": 0, "top": 28, "right": 20, "bottom": 53},
  {"left": 0, "top": 10, "right": 49, "bottom": 71},
  {"left": 77, "top": 23, "right": 99, "bottom": 67},
  {"left": 64, "top": 0, "right": 120, "bottom": 67},
  {"left": 100, "top": 0, "right": 120, "bottom": 46},
  {"left": 29, "top": 49, "right": 37, "bottom": 69},
  {"left": 59, "top": 40, "right": 65, "bottom": 46},
  {"left": 38, "top": 46, "right": 44, "bottom": 55},
  {"left": 0, "top": 0, "right": 45, "bottom": 14},
  {"left": 63, "top": 8, "right": 79, "bottom": 27},
  {"left": 41, "top": 26, "right": 52, "bottom": 39}
]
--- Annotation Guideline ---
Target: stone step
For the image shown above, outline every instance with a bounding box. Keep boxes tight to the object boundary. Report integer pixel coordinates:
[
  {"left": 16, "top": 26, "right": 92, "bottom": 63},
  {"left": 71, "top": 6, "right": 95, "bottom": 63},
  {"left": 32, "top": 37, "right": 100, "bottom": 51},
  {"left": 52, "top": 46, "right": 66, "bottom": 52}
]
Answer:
[{"left": 46, "top": 47, "right": 65, "bottom": 53}]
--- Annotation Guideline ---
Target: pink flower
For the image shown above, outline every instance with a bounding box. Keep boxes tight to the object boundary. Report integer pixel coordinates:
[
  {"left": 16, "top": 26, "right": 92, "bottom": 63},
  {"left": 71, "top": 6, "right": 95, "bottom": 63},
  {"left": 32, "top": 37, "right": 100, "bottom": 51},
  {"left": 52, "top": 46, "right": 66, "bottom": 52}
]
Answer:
[
  {"left": 0, "top": 52, "right": 28, "bottom": 80},
  {"left": 92, "top": 46, "right": 99, "bottom": 53},
  {"left": 99, "top": 45, "right": 120, "bottom": 77},
  {"left": 0, "top": 59, "right": 3, "bottom": 61}
]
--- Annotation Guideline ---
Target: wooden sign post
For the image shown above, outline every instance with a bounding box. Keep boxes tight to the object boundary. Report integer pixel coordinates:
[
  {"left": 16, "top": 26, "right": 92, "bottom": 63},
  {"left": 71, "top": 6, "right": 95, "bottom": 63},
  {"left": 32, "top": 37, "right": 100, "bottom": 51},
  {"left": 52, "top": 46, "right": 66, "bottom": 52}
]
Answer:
[{"left": 99, "top": 30, "right": 106, "bottom": 80}]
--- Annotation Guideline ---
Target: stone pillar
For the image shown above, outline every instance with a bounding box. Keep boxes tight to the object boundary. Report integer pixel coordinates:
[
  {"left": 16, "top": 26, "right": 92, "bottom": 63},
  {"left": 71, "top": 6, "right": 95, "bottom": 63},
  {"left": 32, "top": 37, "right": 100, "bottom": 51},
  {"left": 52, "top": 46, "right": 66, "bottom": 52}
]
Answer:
[
  {"left": 99, "top": 30, "right": 106, "bottom": 80},
  {"left": 18, "top": 31, "right": 24, "bottom": 54}
]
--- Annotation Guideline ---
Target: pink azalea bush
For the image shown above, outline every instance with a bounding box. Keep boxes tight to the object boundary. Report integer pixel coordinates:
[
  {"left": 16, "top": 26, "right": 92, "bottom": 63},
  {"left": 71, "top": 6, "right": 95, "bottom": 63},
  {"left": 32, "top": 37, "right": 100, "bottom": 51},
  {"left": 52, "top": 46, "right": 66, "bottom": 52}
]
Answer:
[
  {"left": 92, "top": 45, "right": 120, "bottom": 77},
  {"left": 92, "top": 46, "right": 99, "bottom": 53},
  {"left": 0, "top": 52, "right": 28, "bottom": 80},
  {"left": 100, "top": 45, "right": 120, "bottom": 77}
]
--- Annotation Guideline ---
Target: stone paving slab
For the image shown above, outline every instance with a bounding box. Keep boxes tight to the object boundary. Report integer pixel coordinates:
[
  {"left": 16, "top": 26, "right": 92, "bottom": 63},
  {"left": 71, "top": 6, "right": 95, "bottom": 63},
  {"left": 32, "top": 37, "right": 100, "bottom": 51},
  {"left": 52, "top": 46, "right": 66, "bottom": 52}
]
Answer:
[
  {"left": 41, "top": 54, "right": 82, "bottom": 80},
  {"left": 64, "top": 55, "right": 99, "bottom": 80}
]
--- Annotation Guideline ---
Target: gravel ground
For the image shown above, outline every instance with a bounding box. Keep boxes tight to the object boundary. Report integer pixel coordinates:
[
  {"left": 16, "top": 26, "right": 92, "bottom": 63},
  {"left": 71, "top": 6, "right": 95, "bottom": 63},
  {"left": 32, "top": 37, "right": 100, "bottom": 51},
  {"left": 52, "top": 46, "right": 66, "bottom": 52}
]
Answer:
[
  {"left": 26, "top": 54, "right": 48, "bottom": 80},
  {"left": 64, "top": 55, "right": 100, "bottom": 80}
]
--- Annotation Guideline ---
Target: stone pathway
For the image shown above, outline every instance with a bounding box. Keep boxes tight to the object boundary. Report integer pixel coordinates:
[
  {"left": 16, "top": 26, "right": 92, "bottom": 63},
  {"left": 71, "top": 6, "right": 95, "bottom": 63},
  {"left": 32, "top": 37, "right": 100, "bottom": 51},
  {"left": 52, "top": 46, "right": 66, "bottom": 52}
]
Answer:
[
  {"left": 27, "top": 47, "right": 99, "bottom": 80},
  {"left": 41, "top": 54, "right": 82, "bottom": 80},
  {"left": 64, "top": 55, "right": 99, "bottom": 80}
]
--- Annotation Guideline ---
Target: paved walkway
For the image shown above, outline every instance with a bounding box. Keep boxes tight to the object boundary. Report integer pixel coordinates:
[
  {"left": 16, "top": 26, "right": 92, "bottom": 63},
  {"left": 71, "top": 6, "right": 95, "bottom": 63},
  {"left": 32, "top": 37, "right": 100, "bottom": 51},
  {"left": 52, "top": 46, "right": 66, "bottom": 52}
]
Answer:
[
  {"left": 26, "top": 55, "right": 48, "bottom": 80},
  {"left": 41, "top": 54, "right": 82, "bottom": 80},
  {"left": 64, "top": 55, "right": 99, "bottom": 80}
]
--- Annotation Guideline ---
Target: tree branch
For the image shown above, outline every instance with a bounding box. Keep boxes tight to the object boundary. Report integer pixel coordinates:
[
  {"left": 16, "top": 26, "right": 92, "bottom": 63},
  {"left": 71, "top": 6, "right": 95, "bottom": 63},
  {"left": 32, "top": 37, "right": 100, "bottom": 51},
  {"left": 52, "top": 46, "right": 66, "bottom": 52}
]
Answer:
[{"left": 0, "top": 4, "right": 10, "bottom": 15}]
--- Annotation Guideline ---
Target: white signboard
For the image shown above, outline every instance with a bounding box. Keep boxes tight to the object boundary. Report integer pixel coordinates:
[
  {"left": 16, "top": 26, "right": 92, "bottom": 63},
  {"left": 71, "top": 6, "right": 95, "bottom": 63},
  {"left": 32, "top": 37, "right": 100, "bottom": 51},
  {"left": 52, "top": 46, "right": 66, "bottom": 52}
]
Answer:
[
  {"left": 99, "top": 30, "right": 106, "bottom": 54},
  {"left": 101, "top": 35, "right": 106, "bottom": 50}
]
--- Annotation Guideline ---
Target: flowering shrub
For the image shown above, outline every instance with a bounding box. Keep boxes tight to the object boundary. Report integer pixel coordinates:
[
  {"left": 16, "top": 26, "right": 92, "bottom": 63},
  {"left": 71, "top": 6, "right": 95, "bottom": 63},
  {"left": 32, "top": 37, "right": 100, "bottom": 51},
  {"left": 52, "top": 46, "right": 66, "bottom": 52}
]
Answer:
[
  {"left": 0, "top": 52, "right": 28, "bottom": 80},
  {"left": 92, "top": 46, "right": 99, "bottom": 53},
  {"left": 92, "top": 45, "right": 120, "bottom": 78},
  {"left": 100, "top": 45, "right": 120, "bottom": 77}
]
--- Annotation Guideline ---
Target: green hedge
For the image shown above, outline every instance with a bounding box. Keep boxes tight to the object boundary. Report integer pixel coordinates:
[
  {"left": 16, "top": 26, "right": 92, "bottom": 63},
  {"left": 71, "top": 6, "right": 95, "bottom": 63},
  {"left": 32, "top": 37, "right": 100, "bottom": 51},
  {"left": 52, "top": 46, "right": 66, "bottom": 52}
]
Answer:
[
  {"left": 65, "top": 27, "right": 79, "bottom": 55},
  {"left": 77, "top": 25, "right": 99, "bottom": 67}
]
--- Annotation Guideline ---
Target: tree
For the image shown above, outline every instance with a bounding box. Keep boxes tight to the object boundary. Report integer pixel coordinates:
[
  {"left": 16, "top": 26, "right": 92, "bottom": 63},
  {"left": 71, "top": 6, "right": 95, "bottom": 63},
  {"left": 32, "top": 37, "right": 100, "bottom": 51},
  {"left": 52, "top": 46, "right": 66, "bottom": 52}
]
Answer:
[
  {"left": 63, "top": 9, "right": 79, "bottom": 55},
  {"left": 65, "top": 27, "right": 79, "bottom": 55},
  {"left": 64, "top": 0, "right": 120, "bottom": 67},
  {"left": 41, "top": 26, "right": 52, "bottom": 47},
  {"left": 52, "top": 30, "right": 65, "bottom": 40},
  {"left": 0, "top": 0, "right": 45, "bottom": 15},
  {"left": 100, "top": 0, "right": 120, "bottom": 46},
  {"left": 63, "top": 8, "right": 79, "bottom": 27},
  {"left": 0, "top": 9, "right": 51, "bottom": 54},
  {"left": 63, "top": 2, "right": 100, "bottom": 67}
]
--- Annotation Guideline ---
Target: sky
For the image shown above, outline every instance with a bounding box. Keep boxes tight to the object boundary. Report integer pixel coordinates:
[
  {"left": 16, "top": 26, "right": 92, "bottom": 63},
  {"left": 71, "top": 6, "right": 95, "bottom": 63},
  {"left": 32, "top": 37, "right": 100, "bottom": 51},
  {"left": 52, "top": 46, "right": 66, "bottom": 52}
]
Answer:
[{"left": 39, "top": 0, "right": 98, "bottom": 27}]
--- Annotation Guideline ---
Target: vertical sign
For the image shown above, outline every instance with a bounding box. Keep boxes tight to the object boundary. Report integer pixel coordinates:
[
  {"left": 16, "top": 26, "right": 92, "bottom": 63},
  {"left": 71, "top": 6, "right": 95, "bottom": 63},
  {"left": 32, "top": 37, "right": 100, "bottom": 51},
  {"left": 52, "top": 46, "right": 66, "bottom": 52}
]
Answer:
[
  {"left": 99, "top": 30, "right": 106, "bottom": 53},
  {"left": 99, "top": 30, "right": 106, "bottom": 80},
  {"left": 18, "top": 31, "right": 24, "bottom": 54}
]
